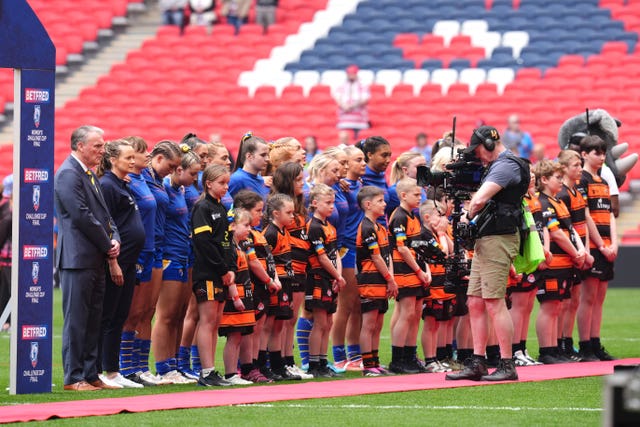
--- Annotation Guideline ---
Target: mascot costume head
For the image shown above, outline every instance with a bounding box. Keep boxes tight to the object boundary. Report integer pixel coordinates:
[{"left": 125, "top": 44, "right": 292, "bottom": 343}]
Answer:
[{"left": 558, "top": 109, "right": 637, "bottom": 186}]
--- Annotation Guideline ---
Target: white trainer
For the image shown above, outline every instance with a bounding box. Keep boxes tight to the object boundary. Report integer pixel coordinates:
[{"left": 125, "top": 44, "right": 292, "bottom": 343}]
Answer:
[
  {"left": 161, "top": 370, "right": 197, "bottom": 384},
  {"left": 139, "top": 370, "right": 171, "bottom": 386},
  {"left": 524, "top": 349, "right": 543, "bottom": 365},
  {"left": 286, "top": 365, "right": 314, "bottom": 380},
  {"left": 107, "top": 373, "right": 144, "bottom": 388},
  {"left": 513, "top": 350, "right": 535, "bottom": 366},
  {"left": 225, "top": 374, "right": 253, "bottom": 385},
  {"left": 98, "top": 374, "right": 124, "bottom": 389}
]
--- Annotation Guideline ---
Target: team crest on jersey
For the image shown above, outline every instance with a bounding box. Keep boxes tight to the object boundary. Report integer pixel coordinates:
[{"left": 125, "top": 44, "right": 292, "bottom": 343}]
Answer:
[
  {"left": 327, "top": 289, "right": 332, "bottom": 297},
  {"left": 527, "top": 274, "right": 536, "bottom": 283},
  {"left": 282, "top": 293, "right": 289, "bottom": 302},
  {"left": 257, "top": 302, "right": 264, "bottom": 311}
]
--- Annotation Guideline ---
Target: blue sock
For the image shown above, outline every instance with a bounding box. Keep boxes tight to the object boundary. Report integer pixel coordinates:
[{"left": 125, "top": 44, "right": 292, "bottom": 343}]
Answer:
[
  {"left": 139, "top": 339, "right": 151, "bottom": 372},
  {"left": 347, "top": 344, "right": 362, "bottom": 362},
  {"left": 169, "top": 357, "right": 177, "bottom": 371},
  {"left": 155, "top": 358, "right": 172, "bottom": 376},
  {"left": 177, "top": 346, "right": 190, "bottom": 371},
  {"left": 131, "top": 337, "right": 141, "bottom": 373},
  {"left": 191, "top": 345, "right": 201, "bottom": 372},
  {"left": 332, "top": 345, "right": 347, "bottom": 364},
  {"left": 296, "top": 317, "right": 314, "bottom": 367},
  {"left": 119, "top": 331, "right": 135, "bottom": 376}
]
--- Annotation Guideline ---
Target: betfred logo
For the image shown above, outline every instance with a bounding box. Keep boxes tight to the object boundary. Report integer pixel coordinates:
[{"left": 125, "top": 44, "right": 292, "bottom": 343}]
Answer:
[
  {"left": 24, "top": 88, "right": 50, "bottom": 103},
  {"left": 24, "top": 169, "right": 49, "bottom": 183},
  {"left": 23, "top": 245, "right": 48, "bottom": 259},
  {"left": 22, "top": 325, "right": 48, "bottom": 339}
]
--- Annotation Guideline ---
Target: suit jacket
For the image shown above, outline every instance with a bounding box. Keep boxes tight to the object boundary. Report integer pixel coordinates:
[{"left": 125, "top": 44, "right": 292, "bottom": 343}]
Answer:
[{"left": 54, "top": 155, "right": 120, "bottom": 269}]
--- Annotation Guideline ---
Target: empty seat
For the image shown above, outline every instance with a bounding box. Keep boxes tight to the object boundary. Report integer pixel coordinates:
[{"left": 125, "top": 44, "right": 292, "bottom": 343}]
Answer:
[
  {"left": 486, "top": 68, "right": 515, "bottom": 95},
  {"left": 375, "top": 69, "right": 403, "bottom": 96},
  {"left": 292, "top": 70, "right": 320, "bottom": 96},
  {"left": 403, "top": 69, "right": 430, "bottom": 95},
  {"left": 459, "top": 68, "right": 487, "bottom": 94},
  {"left": 501, "top": 31, "right": 529, "bottom": 58},
  {"left": 432, "top": 20, "right": 461, "bottom": 46},
  {"left": 431, "top": 69, "right": 459, "bottom": 95}
]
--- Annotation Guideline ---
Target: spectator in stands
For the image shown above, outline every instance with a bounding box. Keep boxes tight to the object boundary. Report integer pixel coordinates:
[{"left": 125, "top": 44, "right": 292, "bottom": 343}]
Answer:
[
  {"left": 160, "top": 0, "right": 188, "bottom": 27},
  {"left": 411, "top": 132, "right": 431, "bottom": 165},
  {"left": 222, "top": 0, "right": 251, "bottom": 35},
  {"left": 0, "top": 175, "right": 12, "bottom": 333},
  {"left": 531, "top": 143, "right": 546, "bottom": 165},
  {"left": 305, "top": 135, "right": 322, "bottom": 164},
  {"left": 256, "top": 0, "right": 278, "bottom": 34},
  {"left": 502, "top": 114, "right": 534, "bottom": 159},
  {"left": 334, "top": 65, "right": 371, "bottom": 141},
  {"left": 188, "top": 0, "right": 216, "bottom": 26}
]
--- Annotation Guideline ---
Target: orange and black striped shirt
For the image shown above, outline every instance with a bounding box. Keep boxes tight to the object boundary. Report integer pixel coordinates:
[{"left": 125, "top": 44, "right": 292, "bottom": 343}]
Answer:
[
  {"left": 307, "top": 216, "right": 338, "bottom": 279},
  {"left": 557, "top": 183, "right": 587, "bottom": 240},
  {"left": 248, "top": 229, "right": 277, "bottom": 283},
  {"left": 262, "top": 222, "right": 294, "bottom": 280},
  {"left": 419, "top": 226, "right": 454, "bottom": 301},
  {"left": 287, "top": 213, "right": 311, "bottom": 276},
  {"left": 539, "top": 192, "right": 575, "bottom": 271},
  {"left": 389, "top": 206, "right": 423, "bottom": 288},
  {"left": 578, "top": 170, "right": 612, "bottom": 248},
  {"left": 220, "top": 246, "right": 256, "bottom": 329},
  {"left": 356, "top": 216, "right": 391, "bottom": 299},
  {"left": 524, "top": 192, "right": 544, "bottom": 242}
]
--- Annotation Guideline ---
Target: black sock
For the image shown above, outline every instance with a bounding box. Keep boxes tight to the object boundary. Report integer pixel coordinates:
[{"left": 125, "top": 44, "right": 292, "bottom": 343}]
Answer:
[
  {"left": 512, "top": 342, "right": 521, "bottom": 354},
  {"left": 539, "top": 346, "right": 555, "bottom": 356},
  {"left": 436, "top": 346, "right": 448, "bottom": 361},
  {"left": 225, "top": 373, "right": 235, "bottom": 379},
  {"left": 486, "top": 345, "right": 500, "bottom": 360},
  {"left": 579, "top": 340, "right": 592, "bottom": 353},
  {"left": 457, "top": 348, "right": 473, "bottom": 361},
  {"left": 372, "top": 349, "right": 379, "bottom": 365},
  {"left": 257, "top": 350, "right": 268, "bottom": 368},
  {"left": 520, "top": 340, "right": 527, "bottom": 352},
  {"left": 240, "top": 363, "right": 253, "bottom": 376},
  {"left": 557, "top": 338, "right": 565, "bottom": 351},
  {"left": 424, "top": 356, "right": 437, "bottom": 364},
  {"left": 319, "top": 355, "right": 328, "bottom": 368},
  {"left": 284, "top": 355, "right": 295, "bottom": 367},
  {"left": 473, "top": 354, "right": 486, "bottom": 361},
  {"left": 590, "top": 337, "right": 601, "bottom": 350},
  {"left": 391, "top": 346, "right": 403, "bottom": 364},
  {"left": 269, "top": 351, "right": 283, "bottom": 371},
  {"left": 565, "top": 337, "right": 574, "bottom": 352},
  {"left": 404, "top": 346, "right": 417, "bottom": 362},
  {"left": 309, "top": 355, "right": 319, "bottom": 370},
  {"left": 446, "top": 344, "right": 453, "bottom": 359}
]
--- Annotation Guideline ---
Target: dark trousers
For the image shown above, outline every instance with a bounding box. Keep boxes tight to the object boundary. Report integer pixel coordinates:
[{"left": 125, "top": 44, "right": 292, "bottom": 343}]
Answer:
[
  {"left": 98, "top": 263, "right": 137, "bottom": 373},
  {"left": 60, "top": 266, "right": 105, "bottom": 385},
  {"left": 0, "top": 265, "right": 10, "bottom": 324}
]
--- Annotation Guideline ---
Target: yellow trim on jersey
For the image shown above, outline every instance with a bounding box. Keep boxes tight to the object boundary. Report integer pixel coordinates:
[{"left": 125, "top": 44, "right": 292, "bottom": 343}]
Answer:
[{"left": 194, "top": 225, "right": 212, "bottom": 235}]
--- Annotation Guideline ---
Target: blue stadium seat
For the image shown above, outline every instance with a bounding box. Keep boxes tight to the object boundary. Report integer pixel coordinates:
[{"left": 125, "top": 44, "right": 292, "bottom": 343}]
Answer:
[
  {"left": 613, "top": 32, "right": 638, "bottom": 53},
  {"left": 421, "top": 59, "right": 444, "bottom": 72},
  {"left": 449, "top": 59, "right": 472, "bottom": 71}
]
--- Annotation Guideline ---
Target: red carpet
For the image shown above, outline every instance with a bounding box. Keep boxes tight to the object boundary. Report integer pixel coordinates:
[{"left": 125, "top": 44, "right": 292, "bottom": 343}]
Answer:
[{"left": 2, "top": 358, "right": 639, "bottom": 423}]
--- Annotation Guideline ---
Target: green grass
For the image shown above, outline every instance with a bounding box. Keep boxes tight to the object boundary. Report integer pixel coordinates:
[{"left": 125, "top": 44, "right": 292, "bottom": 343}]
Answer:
[{"left": 1, "top": 288, "right": 639, "bottom": 425}]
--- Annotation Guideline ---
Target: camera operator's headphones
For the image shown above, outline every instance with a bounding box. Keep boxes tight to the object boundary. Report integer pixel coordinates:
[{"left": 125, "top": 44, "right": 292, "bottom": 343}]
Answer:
[{"left": 472, "top": 128, "right": 498, "bottom": 152}]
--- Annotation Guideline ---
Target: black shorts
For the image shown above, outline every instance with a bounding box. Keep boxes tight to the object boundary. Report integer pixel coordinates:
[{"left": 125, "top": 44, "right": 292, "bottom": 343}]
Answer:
[
  {"left": 291, "top": 273, "right": 306, "bottom": 293},
  {"left": 268, "top": 278, "right": 293, "bottom": 320},
  {"left": 586, "top": 249, "right": 614, "bottom": 281},
  {"left": 193, "top": 279, "right": 226, "bottom": 303},
  {"left": 510, "top": 270, "right": 541, "bottom": 294},
  {"left": 253, "top": 282, "right": 270, "bottom": 321},
  {"left": 536, "top": 271, "right": 570, "bottom": 302},
  {"left": 422, "top": 298, "right": 455, "bottom": 321},
  {"left": 452, "top": 292, "right": 468, "bottom": 316},
  {"left": 396, "top": 285, "right": 424, "bottom": 301},
  {"left": 304, "top": 273, "right": 337, "bottom": 314},
  {"left": 360, "top": 297, "right": 389, "bottom": 314},
  {"left": 219, "top": 325, "right": 254, "bottom": 337}
]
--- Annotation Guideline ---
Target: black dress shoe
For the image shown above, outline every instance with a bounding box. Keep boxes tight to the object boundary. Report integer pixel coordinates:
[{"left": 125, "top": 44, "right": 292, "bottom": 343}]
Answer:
[
  {"left": 481, "top": 359, "right": 518, "bottom": 381},
  {"left": 445, "top": 357, "right": 488, "bottom": 381}
]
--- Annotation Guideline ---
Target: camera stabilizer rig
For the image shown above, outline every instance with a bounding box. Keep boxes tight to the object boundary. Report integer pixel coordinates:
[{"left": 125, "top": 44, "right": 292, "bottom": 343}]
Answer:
[{"left": 414, "top": 117, "right": 485, "bottom": 293}]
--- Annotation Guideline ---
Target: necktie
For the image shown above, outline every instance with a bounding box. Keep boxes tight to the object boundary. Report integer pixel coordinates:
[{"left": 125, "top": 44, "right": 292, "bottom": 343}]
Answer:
[{"left": 86, "top": 170, "right": 98, "bottom": 192}]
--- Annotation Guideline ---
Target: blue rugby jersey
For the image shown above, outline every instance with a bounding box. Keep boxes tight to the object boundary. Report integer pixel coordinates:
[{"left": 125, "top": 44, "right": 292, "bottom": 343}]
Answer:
[
  {"left": 163, "top": 177, "right": 190, "bottom": 262},
  {"left": 362, "top": 165, "right": 389, "bottom": 227},
  {"left": 128, "top": 171, "right": 157, "bottom": 253},
  {"left": 342, "top": 178, "right": 364, "bottom": 249},
  {"left": 142, "top": 167, "right": 169, "bottom": 260},
  {"left": 229, "top": 168, "right": 269, "bottom": 200},
  {"left": 330, "top": 182, "right": 349, "bottom": 249}
]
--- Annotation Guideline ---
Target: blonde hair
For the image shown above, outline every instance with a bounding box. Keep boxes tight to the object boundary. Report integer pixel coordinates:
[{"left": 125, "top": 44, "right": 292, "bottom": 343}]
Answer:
[
  {"left": 323, "top": 145, "right": 347, "bottom": 160},
  {"left": 395, "top": 177, "right": 419, "bottom": 197},
  {"left": 419, "top": 199, "right": 445, "bottom": 220},
  {"left": 200, "top": 164, "right": 230, "bottom": 199},
  {"left": 431, "top": 143, "right": 465, "bottom": 172},
  {"left": 308, "top": 183, "right": 335, "bottom": 211},
  {"left": 268, "top": 137, "right": 301, "bottom": 172},
  {"left": 557, "top": 149, "right": 581, "bottom": 167},
  {"left": 307, "top": 153, "right": 340, "bottom": 184},
  {"left": 390, "top": 151, "right": 423, "bottom": 184}
]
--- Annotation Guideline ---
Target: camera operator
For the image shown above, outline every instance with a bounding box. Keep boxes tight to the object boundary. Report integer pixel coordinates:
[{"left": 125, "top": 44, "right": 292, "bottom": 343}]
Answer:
[{"left": 446, "top": 125, "right": 529, "bottom": 382}]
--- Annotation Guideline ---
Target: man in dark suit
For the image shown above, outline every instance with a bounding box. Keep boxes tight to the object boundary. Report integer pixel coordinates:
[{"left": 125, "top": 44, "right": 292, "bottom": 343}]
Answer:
[{"left": 54, "top": 125, "right": 121, "bottom": 391}]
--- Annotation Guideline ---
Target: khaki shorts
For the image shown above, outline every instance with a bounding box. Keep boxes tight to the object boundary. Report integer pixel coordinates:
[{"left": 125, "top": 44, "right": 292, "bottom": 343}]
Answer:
[{"left": 467, "top": 233, "right": 520, "bottom": 299}]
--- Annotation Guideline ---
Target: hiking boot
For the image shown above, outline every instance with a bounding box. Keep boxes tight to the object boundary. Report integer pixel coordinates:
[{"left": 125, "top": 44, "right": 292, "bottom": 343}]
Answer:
[
  {"left": 445, "top": 357, "right": 488, "bottom": 381},
  {"left": 481, "top": 359, "right": 518, "bottom": 381}
]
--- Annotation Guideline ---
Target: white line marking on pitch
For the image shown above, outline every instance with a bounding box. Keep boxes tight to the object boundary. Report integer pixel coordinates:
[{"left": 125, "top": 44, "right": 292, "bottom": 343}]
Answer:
[{"left": 235, "top": 404, "right": 602, "bottom": 412}]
